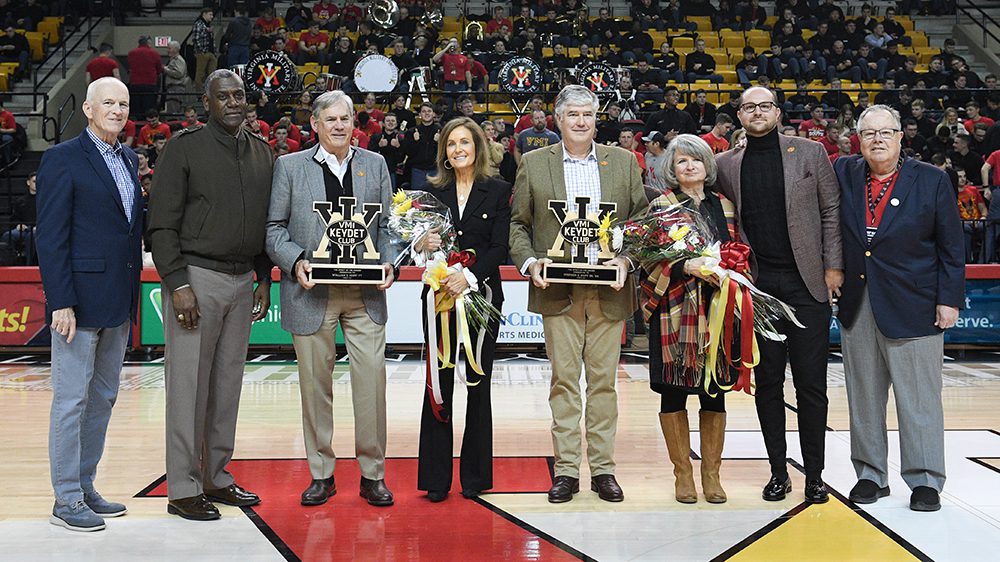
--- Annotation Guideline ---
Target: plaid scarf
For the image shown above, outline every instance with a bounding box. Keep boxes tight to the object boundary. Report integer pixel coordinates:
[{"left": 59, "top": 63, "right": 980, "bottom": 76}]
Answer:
[{"left": 639, "top": 191, "right": 739, "bottom": 390}]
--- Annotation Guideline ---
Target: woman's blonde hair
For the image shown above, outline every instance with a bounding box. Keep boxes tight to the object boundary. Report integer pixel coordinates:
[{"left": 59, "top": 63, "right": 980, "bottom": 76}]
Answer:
[{"left": 428, "top": 117, "right": 491, "bottom": 187}]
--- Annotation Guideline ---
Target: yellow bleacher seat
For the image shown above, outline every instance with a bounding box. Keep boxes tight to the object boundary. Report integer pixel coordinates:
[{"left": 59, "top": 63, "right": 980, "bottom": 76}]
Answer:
[
  {"left": 897, "top": 16, "right": 915, "bottom": 31},
  {"left": 747, "top": 35, "right": 769, "bottom": 50},
  {"left": 861, "top": 82, "right": 882, "bottom": 91},
  {"left": 701, "top": 35, "right": 720, "bottom": 48},
  {"left": 649, "top": 31, "right": 669, "bottom": 48},
  {"left": 688, "top": 16, "right": 713, "bottom": 32},
  {"left": 802, "top": 29, "right": 815, "bottom": 41},
  {"left": 0, "top": 71, "right": 8, "bottom": 92},
  {"left": 764, "top": 16, "right": 778, "bottom": 27},
  {"left": 37, "top": 20, "right": 59, "bottom": 44},
  {"left": 718, "top": 70, "right": 738, "bottom": 84},
  {"left": 707, "top": 50, "right": 728, "bottom": 66},
  {"left": 722, "top": 34, "right": 746, "bottom": 49},
  {"left": 23, "top": 31, "right": 43, "bottom": 62},
  {"left": 442, "top": 17, "right": 461, "bottom": 32},
  {"left": 673, "top": 36, "right": 694, "bottom": 50},
  {"left": 568, "top": 47, "right": 580, "bottom": 58},
  {"left": 910, "top": 31, "right": 929, "bottom": 48},
  {"left": 915, "top": 47, "right": 937, "bottom": 64},
  {"left": 915, "top": 63, "right": 929, "bottom": 72},
  {"left": 542, "top": 47, "right": 554, "bottom": 57}
]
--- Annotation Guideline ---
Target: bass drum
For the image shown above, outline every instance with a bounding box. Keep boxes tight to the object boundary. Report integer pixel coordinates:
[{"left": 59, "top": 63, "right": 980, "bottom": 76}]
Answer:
[{"left": 353, "top": 54, "right": 400, "bottom": 92}]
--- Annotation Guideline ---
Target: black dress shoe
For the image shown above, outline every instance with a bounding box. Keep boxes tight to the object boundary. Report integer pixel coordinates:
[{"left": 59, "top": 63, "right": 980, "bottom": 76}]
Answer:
[
  {"left": 849, "top": 480, "right": 890, "bottom": 504},
  {"left": 762, "top": 475, "right": 792, "bottom": 501},
  {"left": 547, "top": 476, "right": 580, "bottom": 504},
  {"left": 590, "top": 474, "right": 625, "bottom": 502},
  {"left": 426, "top": 490, "right": 448, "bottom": 502},
  {"left": 167, "top": 495, "right": 221, "bottom": 521},
  {"left": 359, "top": 477, "right": 394, "bottom": 506},
  {"left": 804, "top": 479, "right": 829, "bottom": 504},
  {"left": 301, "top": 477, "right": 336, "bottom": 506},
  {"left": 205, "top": 484, "right": 261, "bottom": 507},
  {"left": 461, "top": 489, "right": 481, "bottom": 499},
  {"left": 910, "top": 486, "right": 941, "bottom": 512}
]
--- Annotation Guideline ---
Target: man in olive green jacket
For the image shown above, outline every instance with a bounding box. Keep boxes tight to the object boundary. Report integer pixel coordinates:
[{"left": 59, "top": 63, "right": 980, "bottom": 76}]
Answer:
[
  {"left": 509, "top": 85, "right": 647, "bottom": 504},
  {"left": 148, "top": 70, "right": 273, "bottom": 521}
]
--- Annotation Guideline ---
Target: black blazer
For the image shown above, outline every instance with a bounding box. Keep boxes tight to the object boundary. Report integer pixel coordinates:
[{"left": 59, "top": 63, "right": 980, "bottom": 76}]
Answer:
[
  {"left": 428, "top": 176, "right": 512, "bottom": 304},
  {"left": 833, "top": 156, "right": 965, "bottom": 339}
]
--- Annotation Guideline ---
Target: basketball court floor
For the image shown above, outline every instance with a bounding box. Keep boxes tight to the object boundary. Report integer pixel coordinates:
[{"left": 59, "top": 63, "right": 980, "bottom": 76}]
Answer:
[{"left": 2, "top": 346, "right": 1000, "bottom": 561}]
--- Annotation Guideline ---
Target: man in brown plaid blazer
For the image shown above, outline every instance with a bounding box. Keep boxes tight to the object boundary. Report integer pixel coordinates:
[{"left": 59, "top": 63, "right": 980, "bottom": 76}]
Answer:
[{"left": 715, "top": 86, "right": 843, "bottom": 505}]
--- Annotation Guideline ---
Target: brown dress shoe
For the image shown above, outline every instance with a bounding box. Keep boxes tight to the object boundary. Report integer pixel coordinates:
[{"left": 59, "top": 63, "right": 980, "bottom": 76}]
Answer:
[
  {"left": 205, "top": 484, "right": 261, "bottom": 507},
  {"left": 301, "top": 477, "right": 336, "bottom": 506},
  {"left": 167, "top": 495, "right": 221, "bottom": 521},
  {"left": 359, "top": 477, "right": 394, "bottom": 506},
  {"left": 591, "top": 474, "right": 624, "bottom": 502},
  {"left": 547, "top": 476, "right": 580, "bottom": 504}
]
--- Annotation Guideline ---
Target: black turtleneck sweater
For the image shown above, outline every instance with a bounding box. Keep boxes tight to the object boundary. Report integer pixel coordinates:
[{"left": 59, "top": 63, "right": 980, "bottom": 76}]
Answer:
[{"left": 740, "top": 128, "right": 795, "bottom": 270}]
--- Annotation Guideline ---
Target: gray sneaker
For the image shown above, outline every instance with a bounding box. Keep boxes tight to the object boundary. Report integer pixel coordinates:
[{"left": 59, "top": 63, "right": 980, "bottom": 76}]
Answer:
[
  {"left": 84, "top": 491, "right": 128, "bottom": 517},
  {"left": 50, "top": 501, "right": 106, "bottom": 532}
]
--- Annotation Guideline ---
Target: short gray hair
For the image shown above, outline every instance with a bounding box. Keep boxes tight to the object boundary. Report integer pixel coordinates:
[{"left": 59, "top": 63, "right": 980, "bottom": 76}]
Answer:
[
  {"left": 857, "top": 104, "right": 901, "bottom": 131},
  {"left": 203, "top": 69, "right": 243, "bottom": 96},
  {"left": 168, "top": 40, "right": 180, "bottom": 50},
  {"left": 312, "top": 90, "right": 354, "bottom": 120},
  {"left": 554, "top": 85, "right": 598, "bottom": 119},
  {"left": 661, "top": 134, "right": 718, "bottom": 189}
]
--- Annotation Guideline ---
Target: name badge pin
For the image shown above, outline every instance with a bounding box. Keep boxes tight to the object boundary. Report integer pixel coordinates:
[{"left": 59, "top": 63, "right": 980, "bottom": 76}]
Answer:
[{"left": 890, "top": 198, "right": 900, "bottom": 206}]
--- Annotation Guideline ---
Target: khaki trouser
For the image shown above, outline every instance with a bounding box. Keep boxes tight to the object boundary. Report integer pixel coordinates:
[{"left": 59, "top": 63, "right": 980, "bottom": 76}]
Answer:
[
  {"left": 542, "top": 285, "right": 624, "bottom": 478},
  {"left": 194, "top": 52, "right": 217, "bottom": 89},
  {"left": 292, "top": 285, "right": 387, "bottom": 480}
]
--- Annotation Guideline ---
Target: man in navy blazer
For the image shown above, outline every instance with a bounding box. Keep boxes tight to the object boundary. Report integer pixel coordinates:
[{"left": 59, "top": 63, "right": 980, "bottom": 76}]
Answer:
[
  {"left": 36, "top": 77, "right": 143, "bottom": 532},
  {"left": 833, "top": 104, "right": 964, "bottom": 513}
]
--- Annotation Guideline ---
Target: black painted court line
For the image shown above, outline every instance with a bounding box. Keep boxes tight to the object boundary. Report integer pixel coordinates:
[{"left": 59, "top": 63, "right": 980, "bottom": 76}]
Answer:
[
  {"left": 472, "top": 495, "right": 596, "bottom": 561},
  {"left": 240, "top": 506, "right": 301, "bottom": 562}
]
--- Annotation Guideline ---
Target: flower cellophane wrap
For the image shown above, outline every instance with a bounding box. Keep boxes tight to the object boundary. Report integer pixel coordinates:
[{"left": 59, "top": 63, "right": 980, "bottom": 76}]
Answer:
[{"left": 613, "top": 199, "right": 803, "bottom": 396}]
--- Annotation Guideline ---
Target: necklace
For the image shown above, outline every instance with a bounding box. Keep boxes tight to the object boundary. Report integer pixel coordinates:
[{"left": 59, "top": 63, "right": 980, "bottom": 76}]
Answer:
[
  {"left": 457, "top": 183, "right": 472, "bottom": 203},
  {"left": 865, "top": 157, "right": 904, "bottom": 226}
]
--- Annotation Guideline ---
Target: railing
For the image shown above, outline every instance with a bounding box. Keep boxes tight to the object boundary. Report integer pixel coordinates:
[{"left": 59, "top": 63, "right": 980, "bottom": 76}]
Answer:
[
  {"left": 956, "top": 1, "right": 1000, "bottom": 48},
  {"left": 56, "top": 94, "right": 75, "bottom": 142},
  {"left": 33, "top": 15, "right": 105, "bottom": 91}
]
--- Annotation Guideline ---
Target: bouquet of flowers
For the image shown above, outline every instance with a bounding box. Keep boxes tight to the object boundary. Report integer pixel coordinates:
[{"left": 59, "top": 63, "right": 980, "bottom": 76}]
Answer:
[
  {"left": 612, "top": 202, "right": 803, "bottom": 395},
  {"left": 388, "top": 189, "right": 503, "bottom": 421},
  {"left": 388, "top": 189, "right": 457, "bottom": 256}
]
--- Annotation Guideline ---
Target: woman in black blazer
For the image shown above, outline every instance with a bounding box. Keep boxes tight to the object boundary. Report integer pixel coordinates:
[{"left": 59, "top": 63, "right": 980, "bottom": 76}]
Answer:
[{"left": 413, "top": 116, "right": 511, "bottom": 502}]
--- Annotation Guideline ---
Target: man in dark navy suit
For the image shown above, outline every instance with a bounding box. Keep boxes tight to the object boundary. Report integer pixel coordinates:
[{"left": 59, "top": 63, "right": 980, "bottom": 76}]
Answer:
[
  {"left": 36, "top": 77, "right": 143, "bottom": 532},
  {"left": 833, "top": 104, "right": 965, "bottom": 513}
]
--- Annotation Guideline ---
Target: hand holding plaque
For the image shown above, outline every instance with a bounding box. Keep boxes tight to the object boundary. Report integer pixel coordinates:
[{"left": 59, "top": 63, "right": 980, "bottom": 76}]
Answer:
[
  {"left": 542, "top": 196, "right": 625, "bottom": 286},
  {"left": 308, "top": 196, "right": 386, "bottom": 284}
]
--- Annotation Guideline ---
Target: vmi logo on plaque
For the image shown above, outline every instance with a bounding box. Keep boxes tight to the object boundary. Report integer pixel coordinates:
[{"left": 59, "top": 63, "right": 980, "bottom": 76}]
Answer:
[
  {"left": 543, "top": 196, "right": 623, "bottom": 285},
  {"left": 310, "top": 196, "right": 385, "bottom": 284}
]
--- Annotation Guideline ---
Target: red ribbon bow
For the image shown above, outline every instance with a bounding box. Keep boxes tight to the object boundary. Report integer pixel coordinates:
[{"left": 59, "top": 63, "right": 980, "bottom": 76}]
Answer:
[
  {"left": 719, "top": 241, "right": 751, "bottom": 274},
  {"left": 447, "top": 250, "right": 477, "bottom": 268}
]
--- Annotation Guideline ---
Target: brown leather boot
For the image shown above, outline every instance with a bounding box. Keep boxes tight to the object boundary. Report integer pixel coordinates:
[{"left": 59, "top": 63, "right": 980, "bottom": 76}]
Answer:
[
  {"left": 659, "top": 411, "right": 697, "bottom": 503},
  {"left": 699, "top": 410, "right": 728, "bottom": 504}
]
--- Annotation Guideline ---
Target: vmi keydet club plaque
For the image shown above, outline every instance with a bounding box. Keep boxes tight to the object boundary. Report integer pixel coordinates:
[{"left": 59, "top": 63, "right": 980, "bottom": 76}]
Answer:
[
  {"left": 543, "top": 196, "right": 623, "bottom": 285},
  {"left": 309, "top": 196, "right": 385, "bottom": 284}
]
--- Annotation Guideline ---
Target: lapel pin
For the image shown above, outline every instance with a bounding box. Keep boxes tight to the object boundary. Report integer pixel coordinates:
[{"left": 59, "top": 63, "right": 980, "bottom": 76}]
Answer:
[
  {"left": 600, "top": 161, "right": 608, "bottom": 166},
  {"left": 890, "top": 198, "right": 900, "bottom": 206},
  {"left": 787, "top": 146, "right": 796, "bottom": 153},
  {"left": 482, "top": 213, "right": 488, "bottom": 219},
  {"left": 357, "top": 170, "right": 365, "bottom": 177}
]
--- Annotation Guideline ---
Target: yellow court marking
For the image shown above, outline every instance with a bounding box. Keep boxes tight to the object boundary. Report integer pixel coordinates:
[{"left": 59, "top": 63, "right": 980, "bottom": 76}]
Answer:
[{"left": 729, "top": 498, "right": 921, "bottom": 562}]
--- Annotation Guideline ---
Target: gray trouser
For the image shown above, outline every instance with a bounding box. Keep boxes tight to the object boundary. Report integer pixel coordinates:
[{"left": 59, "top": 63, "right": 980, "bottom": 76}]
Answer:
[
  {"left": 842, "top": 289, "right": 946, "bottom": 492},
  {"left": 49, "top": 321, "right": 130, "bottom": 506},
  {"left": 163, "top": 265, "right": 253, "bottom": 500}
]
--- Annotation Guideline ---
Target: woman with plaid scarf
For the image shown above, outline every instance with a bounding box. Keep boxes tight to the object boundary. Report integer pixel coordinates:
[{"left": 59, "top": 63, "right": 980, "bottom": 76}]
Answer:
[{"left": 641, "top": 134, "right": 739, "bottom": 505}]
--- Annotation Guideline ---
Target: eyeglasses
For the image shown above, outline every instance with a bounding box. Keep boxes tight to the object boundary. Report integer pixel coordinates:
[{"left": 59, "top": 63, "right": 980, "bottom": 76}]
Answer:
[
  {"left": 859, "top": 128, "right": 901, "bottom": 141},
  {"left": 739, "top": 101, "right": 775, "bottom": 113}
]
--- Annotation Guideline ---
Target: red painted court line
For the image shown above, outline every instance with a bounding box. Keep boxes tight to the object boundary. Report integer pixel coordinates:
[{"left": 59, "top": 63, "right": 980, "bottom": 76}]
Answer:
[{"left": 141, "top": 457, "right": 579, "bottom": 561}]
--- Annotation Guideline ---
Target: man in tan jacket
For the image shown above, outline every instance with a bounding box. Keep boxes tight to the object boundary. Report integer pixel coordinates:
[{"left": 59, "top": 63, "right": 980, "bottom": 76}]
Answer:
[{"left": 509, "top": 85, "right": 647, "bottom": 503}]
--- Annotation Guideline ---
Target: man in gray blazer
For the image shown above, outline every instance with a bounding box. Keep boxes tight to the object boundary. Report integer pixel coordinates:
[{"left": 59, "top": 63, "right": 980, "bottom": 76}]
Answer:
[
  {"left": 716, "top": 86, "right": 843, "bottom": 505},
  {"left": 266, "top": 90, "right": 399, "bottom": 507}
]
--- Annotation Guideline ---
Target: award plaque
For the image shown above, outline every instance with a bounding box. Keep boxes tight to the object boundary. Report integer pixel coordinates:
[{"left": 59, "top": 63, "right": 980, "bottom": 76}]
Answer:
[
  {"left": 542, "top": 196, "right": 624, "bottom": 286},
  {"left": 309, "top": 196, "right": 386, "bottom": 284}
]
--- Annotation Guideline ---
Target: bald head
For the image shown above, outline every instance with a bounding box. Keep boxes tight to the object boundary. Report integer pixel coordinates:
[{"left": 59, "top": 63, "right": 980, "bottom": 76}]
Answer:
[{"left": 86, "top": 76, "right": 128, "bottom": 105}]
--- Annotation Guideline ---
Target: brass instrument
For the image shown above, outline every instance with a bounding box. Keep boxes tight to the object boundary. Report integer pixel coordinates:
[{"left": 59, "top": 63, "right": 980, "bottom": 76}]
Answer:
[
  {"left": 368, "top": 0, "right": 400, "bottom": 29},
  {"left": 464, "top": 21, "right": 484, "bottom": 43},
  {"left": 421, "top": 9, "right": 443, "bottom": 28}
]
